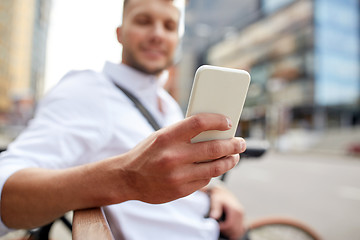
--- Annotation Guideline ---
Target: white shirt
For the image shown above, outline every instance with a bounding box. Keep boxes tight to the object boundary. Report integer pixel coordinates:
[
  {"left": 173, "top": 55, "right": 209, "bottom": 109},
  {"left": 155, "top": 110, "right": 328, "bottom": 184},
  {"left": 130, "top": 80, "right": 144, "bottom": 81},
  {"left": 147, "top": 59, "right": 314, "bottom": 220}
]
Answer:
[{"left": 0, "top": 62, "right": 219, "bottom": 239}]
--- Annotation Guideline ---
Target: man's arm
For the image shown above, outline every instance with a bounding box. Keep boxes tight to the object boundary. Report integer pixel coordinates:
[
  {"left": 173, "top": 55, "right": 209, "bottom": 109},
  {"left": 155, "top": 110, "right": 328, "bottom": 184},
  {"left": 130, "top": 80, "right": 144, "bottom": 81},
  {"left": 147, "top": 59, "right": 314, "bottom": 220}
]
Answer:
[{"left": 1, "top": 113, "right": 246, "bottom": 230}]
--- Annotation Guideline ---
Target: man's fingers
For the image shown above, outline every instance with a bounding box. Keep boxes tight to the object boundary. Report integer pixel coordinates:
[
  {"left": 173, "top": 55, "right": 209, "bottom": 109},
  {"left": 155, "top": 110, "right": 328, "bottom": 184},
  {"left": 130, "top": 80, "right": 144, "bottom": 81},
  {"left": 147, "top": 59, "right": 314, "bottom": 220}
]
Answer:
[
  {"left": 205, "top": 154, "right": 240, "bottom": 178},
  {"left": 167, "top": 113, "right": 232, "bottom": 141},
  {"left": 187, "top": 154, "right": 240, "bottom": 180},
  {"left": 219, "top": 214, "right": 246, "bottom": 240},
  {"left": 190, "top": 137, "right": 246, "bottom": 163},
  {"left": 164, "top": 137, "right": 245, "bottom": 165},
  {"left": 209, "top": 197, "right": 222, "bottom": 220}
]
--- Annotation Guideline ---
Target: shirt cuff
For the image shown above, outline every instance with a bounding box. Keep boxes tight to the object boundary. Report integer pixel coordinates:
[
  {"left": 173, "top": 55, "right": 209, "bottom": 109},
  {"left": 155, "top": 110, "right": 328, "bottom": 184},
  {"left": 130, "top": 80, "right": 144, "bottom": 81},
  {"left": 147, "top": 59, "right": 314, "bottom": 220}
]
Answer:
[{"left": 0, "top": 219, "right": 13, "bottom": 237}]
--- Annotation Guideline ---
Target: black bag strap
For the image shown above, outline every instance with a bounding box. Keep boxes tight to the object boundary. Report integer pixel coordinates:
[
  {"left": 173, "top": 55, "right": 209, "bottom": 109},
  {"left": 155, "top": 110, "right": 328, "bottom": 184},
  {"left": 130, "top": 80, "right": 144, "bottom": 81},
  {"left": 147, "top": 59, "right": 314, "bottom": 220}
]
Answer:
[{"left": 113, "top": 82, "right": 161, "bottom": 131}]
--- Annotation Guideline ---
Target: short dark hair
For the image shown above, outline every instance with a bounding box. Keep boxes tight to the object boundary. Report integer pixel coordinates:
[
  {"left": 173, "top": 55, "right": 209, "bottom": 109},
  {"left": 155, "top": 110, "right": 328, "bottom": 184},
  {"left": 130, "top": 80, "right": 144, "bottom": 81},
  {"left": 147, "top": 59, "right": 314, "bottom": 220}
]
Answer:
[{"left": 123, "top": 0, "right": 177, "bottom": 9}]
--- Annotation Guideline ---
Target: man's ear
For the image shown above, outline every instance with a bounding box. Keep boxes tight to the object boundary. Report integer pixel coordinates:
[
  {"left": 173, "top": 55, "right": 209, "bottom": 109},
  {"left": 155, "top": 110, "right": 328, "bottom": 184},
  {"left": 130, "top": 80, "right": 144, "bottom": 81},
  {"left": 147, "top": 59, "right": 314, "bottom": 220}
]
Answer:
[{"left": 116, "top": 26, "right": 123, "bottom": 44}]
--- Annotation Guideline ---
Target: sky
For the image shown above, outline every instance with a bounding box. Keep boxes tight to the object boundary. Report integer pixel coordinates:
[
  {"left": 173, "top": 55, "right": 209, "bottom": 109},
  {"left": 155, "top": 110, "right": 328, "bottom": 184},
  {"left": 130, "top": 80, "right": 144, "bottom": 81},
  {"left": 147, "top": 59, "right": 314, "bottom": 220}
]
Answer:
[{"left": 44, "top": 0, "right": 123, "bottom": 92}]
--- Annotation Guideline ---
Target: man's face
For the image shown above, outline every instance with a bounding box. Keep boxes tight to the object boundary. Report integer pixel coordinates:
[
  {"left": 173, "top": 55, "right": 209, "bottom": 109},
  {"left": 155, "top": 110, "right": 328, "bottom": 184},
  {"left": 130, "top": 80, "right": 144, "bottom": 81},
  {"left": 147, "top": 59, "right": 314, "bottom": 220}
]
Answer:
[{"left": 117, "top": 0, "right": 180, "bottom": 75}]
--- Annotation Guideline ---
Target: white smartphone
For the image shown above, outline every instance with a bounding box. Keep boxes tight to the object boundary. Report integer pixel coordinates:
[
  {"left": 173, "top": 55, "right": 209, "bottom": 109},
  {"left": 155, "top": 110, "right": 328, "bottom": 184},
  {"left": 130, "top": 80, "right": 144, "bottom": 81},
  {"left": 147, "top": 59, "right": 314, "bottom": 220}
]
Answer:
[{"left": 185, "top": 65, "right": 251, "bottom": 143}]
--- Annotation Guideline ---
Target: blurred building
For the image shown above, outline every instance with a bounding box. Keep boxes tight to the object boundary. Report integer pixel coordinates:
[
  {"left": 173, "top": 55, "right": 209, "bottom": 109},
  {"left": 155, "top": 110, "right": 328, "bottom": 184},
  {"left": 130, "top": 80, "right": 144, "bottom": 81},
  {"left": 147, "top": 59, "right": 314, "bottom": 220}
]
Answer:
[
  {"left": 0, "top": 0, "right": 51, "bottom": 131},
  {"left": 178, "top": 0, "right": 262, "bottom": 109},
  {"left": 181, "top": 0, "right": 360, "bottom": 148}
]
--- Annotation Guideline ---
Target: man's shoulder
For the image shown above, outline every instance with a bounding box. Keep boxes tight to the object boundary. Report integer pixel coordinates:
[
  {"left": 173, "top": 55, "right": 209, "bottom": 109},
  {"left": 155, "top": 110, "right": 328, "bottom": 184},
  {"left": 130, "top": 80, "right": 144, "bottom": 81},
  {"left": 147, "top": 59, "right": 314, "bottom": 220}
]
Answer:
[
  {"left": 60, "top": 69, "right": 110, "bottom": 88},
  {"left": 48, "top": 70, "right": 114, "bottom": 97},
  {"left": 41, "top": 69, "right": 116, "bottom": 110}
]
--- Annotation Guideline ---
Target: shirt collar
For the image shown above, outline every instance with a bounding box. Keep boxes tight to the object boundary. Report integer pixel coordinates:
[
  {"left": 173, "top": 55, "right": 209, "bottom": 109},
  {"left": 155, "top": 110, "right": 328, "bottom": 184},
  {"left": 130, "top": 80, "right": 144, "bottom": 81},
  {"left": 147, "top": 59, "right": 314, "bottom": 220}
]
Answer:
[{"left": 102, "top": 62, "right": 168, "bottom": 96}]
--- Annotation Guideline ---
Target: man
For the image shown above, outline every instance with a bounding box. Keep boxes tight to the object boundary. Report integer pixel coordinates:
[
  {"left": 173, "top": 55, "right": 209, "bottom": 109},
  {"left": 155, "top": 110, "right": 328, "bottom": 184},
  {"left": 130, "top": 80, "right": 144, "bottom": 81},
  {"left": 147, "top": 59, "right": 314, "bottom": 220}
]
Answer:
[{"left": 0, "top": 0, "right": 245, "bottom": 239}]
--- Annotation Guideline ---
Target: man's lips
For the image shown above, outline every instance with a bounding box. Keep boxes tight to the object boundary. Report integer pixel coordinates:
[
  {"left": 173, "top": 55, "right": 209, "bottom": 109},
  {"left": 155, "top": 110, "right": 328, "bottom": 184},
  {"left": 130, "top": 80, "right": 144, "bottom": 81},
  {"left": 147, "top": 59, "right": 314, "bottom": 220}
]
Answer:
[{"left": 141, "top": 48, "right": 166, "bottom": 59}]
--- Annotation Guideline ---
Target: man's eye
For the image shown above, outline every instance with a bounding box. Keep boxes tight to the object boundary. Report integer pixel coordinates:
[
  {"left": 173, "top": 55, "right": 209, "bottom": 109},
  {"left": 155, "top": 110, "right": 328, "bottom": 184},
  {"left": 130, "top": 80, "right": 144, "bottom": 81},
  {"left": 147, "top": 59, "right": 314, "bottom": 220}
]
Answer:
[
  {"left": 135, "top": 17, "right": 151, "bottom": 25},
  {"left": 165, "top": 21, "right": 177, "bottom": 31}
]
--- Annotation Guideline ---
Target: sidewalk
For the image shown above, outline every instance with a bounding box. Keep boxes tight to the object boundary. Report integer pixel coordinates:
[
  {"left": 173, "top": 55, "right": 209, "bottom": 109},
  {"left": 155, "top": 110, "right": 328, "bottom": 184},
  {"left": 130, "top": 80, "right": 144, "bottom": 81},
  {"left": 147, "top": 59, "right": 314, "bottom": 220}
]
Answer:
[
  {"left": 225, "top": 150, "right": 360, "bottom": 240},
  {"left": 276, "top": 127, "right": 360, "bottom": 156},
  {"left": 311, "top": 127, "right": 360, "bottom": 156}
]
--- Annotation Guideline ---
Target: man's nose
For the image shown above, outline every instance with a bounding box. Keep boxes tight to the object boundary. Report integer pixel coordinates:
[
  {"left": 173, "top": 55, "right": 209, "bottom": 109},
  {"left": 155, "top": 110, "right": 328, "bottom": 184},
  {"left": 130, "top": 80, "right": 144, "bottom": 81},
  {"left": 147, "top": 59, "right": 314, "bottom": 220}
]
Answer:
[{"left": 149, "top": 22, "right": 166, "bottom": 41}]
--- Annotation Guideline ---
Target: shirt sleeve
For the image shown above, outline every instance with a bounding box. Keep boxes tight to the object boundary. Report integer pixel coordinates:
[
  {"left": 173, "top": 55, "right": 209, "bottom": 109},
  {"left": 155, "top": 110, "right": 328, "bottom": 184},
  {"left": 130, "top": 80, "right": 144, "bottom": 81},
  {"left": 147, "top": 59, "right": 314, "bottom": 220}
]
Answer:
[{"left": 0, "top": 70, "right": 112, "bottom": 236}]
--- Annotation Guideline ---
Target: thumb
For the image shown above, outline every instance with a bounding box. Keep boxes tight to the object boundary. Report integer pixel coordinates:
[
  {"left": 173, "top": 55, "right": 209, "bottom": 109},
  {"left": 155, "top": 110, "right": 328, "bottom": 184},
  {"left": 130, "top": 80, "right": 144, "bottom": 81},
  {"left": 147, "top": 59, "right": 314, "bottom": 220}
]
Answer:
[{"left": 171, "top": 113, "right": 232, "bottom": 141}]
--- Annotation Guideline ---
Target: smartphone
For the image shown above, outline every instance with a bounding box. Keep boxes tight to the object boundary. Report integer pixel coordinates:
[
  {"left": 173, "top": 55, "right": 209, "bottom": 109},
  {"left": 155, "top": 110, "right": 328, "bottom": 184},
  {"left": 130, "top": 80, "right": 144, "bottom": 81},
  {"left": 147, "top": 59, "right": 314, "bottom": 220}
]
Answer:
[{"left": 185, "top": 65, "right": 251, "bottom": 143}]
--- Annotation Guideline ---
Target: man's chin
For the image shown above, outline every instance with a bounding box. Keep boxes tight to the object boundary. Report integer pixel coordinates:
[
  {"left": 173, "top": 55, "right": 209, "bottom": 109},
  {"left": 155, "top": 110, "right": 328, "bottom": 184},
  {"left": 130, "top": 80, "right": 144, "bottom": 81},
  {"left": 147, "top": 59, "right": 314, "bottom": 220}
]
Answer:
[{"left": 133, "top": 62, "right": 170, "bottom": 76}]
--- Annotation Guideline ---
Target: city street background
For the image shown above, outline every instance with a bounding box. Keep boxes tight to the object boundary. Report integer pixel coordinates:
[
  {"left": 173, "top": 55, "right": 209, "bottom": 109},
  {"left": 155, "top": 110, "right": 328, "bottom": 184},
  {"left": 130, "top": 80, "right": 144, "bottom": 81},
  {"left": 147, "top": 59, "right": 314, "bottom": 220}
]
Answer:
[
  {"left": 0, "top": 0, "right": 359, "bottom": 239},
  {"left": 227, "top": 151, "right": 360, "bottom": 240}
]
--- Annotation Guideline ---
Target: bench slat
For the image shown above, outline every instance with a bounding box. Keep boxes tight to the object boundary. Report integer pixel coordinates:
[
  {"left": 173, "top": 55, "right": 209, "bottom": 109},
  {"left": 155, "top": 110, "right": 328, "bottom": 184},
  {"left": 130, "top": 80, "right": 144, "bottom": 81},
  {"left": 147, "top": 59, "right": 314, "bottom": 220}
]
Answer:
[{"left": 72, "top": 208, "right": 114, "bottom": 240}]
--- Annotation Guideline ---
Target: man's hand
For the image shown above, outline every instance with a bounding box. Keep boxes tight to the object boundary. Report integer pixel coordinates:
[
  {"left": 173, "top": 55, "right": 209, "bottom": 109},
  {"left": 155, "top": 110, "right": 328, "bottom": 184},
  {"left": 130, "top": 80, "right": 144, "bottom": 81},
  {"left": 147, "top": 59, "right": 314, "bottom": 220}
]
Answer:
[
  {"left": 111, "top": 113, "right": 247, "bottom": 204},
  {"left": 208, "top": 185, "right": 246, "bottom": 240},
  {"left": 1, "top": 113, "right": 246, "bottom": 230}
]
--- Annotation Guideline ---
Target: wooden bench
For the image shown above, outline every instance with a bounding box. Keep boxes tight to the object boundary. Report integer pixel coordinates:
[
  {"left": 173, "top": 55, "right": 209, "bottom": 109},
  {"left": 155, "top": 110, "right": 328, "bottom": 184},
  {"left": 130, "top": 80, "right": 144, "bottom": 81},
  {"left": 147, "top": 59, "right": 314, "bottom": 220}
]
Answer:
[{"left": 72, "top": 208, "right": 114, "bottom": 240}]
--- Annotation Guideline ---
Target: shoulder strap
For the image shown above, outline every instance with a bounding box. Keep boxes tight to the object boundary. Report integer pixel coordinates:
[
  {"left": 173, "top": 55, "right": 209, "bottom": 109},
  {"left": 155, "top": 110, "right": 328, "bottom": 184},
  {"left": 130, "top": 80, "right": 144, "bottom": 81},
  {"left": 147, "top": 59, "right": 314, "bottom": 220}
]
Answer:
[{"left": 113, "top": 82, "right": 161, "bottom": 131}]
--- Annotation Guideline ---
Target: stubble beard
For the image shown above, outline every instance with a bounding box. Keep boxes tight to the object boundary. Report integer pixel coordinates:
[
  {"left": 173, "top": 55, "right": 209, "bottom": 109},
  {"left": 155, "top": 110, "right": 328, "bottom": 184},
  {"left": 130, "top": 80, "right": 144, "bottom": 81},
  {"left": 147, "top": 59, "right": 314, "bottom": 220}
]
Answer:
[{"left": 123, "top": 50, "right": 173, "bottom": 76}]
